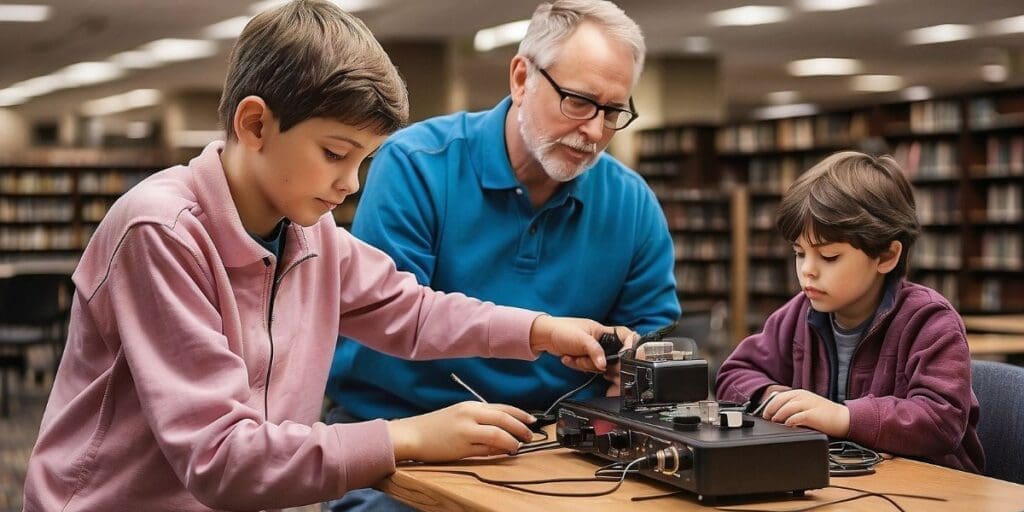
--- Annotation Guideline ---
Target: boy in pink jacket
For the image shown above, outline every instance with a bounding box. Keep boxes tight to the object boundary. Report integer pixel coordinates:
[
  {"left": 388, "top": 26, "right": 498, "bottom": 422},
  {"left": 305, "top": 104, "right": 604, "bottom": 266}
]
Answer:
[{"left": 22, "top": 1, "right": 627, "bottom": 510}]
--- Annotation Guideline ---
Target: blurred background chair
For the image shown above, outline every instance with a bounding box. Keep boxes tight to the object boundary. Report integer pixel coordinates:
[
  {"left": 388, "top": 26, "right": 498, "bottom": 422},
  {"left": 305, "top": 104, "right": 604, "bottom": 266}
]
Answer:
[
  {"left": 0, "top": 273, "right": 73, "bottom": 417},
  {"left": 971, "top": 359, "right": 1024, "bottom": 484}
]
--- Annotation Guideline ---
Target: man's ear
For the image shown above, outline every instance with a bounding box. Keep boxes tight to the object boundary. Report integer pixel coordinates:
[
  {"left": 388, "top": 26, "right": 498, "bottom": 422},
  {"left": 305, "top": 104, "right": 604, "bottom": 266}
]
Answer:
[
  {"left": 233, "top": 96, "right": 271, "bottom": 150},
  {"left": 877, "top": 240, "right": 903, "bottom": 274},
  {"left": 509, "top": 55, "right": 530, "bottom": 107}
]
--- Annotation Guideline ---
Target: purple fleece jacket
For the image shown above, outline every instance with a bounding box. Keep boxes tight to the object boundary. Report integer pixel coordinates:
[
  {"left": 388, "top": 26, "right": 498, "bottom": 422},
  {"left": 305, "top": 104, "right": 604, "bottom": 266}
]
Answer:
[{"left": 717, "top": 278, "right": 984, "bottom": 473}]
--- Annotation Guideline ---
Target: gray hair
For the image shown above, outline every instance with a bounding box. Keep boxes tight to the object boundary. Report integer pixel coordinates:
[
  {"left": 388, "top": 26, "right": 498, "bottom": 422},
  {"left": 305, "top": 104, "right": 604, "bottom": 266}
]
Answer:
[{"left": 517, "top": 0, "right": 646, "bottom": 85}]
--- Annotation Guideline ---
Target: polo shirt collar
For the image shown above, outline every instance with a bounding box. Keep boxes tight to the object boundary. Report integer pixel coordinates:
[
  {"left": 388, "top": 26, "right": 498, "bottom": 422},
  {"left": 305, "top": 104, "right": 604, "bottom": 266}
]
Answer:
[{"left": 470, "top": 96, "right": 589, "bottom": 208}]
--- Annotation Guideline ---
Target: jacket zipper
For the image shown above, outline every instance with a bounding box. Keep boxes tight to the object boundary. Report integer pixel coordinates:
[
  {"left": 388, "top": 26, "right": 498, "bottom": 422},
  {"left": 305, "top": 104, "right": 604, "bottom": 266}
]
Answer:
[
  {"left": 263, "top": 256, "right": 277, "bottom": 420},
  {"left": 261, "top": 253, "right": 317, "bottom": 420},
  {"left": 842, "top": 307, "right": 897, "bottom": 401}
]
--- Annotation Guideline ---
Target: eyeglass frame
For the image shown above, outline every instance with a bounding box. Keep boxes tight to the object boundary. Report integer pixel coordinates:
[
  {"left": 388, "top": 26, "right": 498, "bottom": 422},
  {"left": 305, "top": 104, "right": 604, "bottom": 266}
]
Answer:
[{"left": 531, "top": 64, "right": 639, "bottom": 131}]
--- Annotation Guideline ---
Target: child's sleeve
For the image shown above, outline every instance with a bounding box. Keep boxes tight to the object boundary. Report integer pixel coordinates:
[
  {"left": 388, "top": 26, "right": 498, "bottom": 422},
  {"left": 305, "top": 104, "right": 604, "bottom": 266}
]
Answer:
[
  {"left": 99, "top": 224, "right": 393, "bottom": 509},
  {"left": 335, "top": 233, "right": 542, "bottom": 361},
  {"left": 844, "top": 305, "right": 973, "bottom": 457},
  {"left": 716, "top": 303, "right": 799, "bottom": 405}
]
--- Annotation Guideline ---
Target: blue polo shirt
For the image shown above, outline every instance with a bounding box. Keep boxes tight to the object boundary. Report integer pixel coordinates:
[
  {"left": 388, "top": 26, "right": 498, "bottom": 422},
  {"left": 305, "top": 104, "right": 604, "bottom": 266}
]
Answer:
[{"left": 327, "top": 97, "right": 680, "bottom": 419}]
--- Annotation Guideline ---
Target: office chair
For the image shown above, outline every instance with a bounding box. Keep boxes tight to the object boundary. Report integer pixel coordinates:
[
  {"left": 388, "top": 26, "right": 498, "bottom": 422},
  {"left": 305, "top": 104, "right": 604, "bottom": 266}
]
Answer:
[
  {"left": 0, "top": 273, "right": 73, "bottom": 417},
  {"left": 971, "top": 359, "right": 1024, "bottom": 484}
]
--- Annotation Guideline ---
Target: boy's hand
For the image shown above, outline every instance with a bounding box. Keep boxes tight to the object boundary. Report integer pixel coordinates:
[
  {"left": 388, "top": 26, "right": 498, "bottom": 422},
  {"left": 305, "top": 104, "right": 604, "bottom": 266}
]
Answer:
[
  {"left": 529, "top": 316, "right": 637, "bottom": 373},
  {"left": 388, "top": 402, "right": 536, "bottom": 462},
  {"left": 760, "top": 389, "right": 850, "bottom": 437}
]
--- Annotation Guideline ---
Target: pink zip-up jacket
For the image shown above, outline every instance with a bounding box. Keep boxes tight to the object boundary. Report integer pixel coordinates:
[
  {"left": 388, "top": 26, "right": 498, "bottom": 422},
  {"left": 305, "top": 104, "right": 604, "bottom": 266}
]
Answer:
[{"left": 23, "top": 141, "right": 541, "bottom": 511}]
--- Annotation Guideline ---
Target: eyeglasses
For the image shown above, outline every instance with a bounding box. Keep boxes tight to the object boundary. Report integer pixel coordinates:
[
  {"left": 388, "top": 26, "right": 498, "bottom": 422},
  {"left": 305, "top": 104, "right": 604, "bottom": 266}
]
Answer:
[{"left": 534, "top": 66, "right": 638, "bottom": 131}]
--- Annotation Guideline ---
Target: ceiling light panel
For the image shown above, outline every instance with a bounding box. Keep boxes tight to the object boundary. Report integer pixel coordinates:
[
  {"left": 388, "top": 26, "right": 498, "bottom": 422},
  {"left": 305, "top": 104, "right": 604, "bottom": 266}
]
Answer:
[
  {"left": 787, "top": 58, "right": 863, "bottom": 76},
  {"left": 0, "top": 4, "right": 50, "bottom": 22},
  {"left": 709, "top": 6, "right": 790, "bottom": 27},
  {"left": 904, "top": 24, "right": 975, "bottom": 45},
  {"left": 851, "top": 74, "right": 904, "bottom": 92},
  {"left": 796, "top": 0, "right": 874, "bottom": 12}
]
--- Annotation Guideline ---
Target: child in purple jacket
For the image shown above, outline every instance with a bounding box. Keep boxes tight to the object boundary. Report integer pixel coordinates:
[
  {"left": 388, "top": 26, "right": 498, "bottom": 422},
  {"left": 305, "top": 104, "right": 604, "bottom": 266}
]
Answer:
[{"left": 716, "top": 151, "right": 984, "bottom": 473}]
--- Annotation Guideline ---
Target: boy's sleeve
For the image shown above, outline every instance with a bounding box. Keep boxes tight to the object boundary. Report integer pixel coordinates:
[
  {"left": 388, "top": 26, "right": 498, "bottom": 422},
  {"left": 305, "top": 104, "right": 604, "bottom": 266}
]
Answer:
[
  {"left": 606, "top": 187, "right": 681, "bottom": 334},
  {"left": 335, "top": 231, "right": 541, "bottom": 361},
  {"left": 844, "top": 305, "right": 973, "bottom": 456},
  {"left": 716, "top": 302, "right": 799, "bottom": 405},
  {"left": 101, "top": 224, "right": 395, "bottom": 509}
]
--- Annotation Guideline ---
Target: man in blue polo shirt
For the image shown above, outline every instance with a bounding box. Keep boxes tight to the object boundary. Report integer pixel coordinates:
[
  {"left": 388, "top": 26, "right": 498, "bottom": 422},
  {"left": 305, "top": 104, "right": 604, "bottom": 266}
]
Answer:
[{"left": 328, "top": 0, "right": 678, "bottom": 458}]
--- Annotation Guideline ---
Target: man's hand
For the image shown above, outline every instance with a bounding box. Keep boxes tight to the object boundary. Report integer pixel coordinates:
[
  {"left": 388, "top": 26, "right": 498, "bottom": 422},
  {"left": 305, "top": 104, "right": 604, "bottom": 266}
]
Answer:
[
  {"left": 760, "top": 389, "right": 850, "bottom": 438},
  {"left": 388, "top": 402, "right": 536, "bottom": 462},
  {"left": 529, "top": 316, "right": 636, "bottom": 373}
]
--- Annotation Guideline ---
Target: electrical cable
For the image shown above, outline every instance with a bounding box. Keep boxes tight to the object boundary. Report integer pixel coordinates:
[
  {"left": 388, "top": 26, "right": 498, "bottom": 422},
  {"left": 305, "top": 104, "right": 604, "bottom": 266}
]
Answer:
[
  {"left": 627, "top": 483, "right": 946, "bottom": 511},
  {"left": 406, "top": 456, "right": 646, "bottom": 498},
  {"left": 541, "top": 372, "right": 601, "bottom": 417}
]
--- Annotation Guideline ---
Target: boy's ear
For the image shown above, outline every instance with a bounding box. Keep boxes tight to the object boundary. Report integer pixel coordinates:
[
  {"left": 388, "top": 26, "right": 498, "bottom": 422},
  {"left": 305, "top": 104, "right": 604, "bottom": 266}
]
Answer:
[
  {"left": 877, "top": 240, "right": 903, "bottom": 274},
  {"left": 234, "top": 96, "right": 271, "bottom": 150},
  {"left": 509, "top": 55, "right": 530, "bottom": 107}
]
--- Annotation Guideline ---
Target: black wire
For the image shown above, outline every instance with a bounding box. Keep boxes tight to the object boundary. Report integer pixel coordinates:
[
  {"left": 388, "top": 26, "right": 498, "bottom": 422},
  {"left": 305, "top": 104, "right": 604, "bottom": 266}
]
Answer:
[
  {"left": 708, "top": 483, "right": 945, "bottom": 512},
  {"left": 541, "top": 372, "right": 602, "bottom": 417},
  {"left": 406, "top": 456, "right": 644, "bottom": 498},
  {"left": 515, "top": 441, "right": 561, "bottom": 455}
]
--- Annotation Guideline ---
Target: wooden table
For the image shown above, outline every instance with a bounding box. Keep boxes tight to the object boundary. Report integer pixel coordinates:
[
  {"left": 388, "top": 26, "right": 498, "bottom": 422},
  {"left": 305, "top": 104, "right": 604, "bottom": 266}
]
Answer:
[
  {"left": 963, "top": 315, "right": 1024, "bottom": 335},
  {"left": 378, "top": 428, "right": 1024, "bottom": 512},
  {"left": 963, "top": 315, "right": 1024, "bottom": 356}
]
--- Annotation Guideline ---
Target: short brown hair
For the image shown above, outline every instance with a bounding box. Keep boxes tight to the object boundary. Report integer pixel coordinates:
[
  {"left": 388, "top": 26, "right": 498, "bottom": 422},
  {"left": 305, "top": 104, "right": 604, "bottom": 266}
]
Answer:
[
  {"left": 776, "top": 151, "right": 921, "bottom": 277},
  {"left": 218, "top": 0, "right": 408, "bottom": 139}
]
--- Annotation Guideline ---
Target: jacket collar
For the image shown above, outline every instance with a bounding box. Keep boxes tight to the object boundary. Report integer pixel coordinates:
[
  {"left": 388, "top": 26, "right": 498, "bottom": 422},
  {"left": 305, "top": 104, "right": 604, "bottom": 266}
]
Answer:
[
  {"left": 189, "top": 141, "right": 315, "bottom": 269},
  {"left": 807, "top": 274, "right": 903, "bottom": 338}
]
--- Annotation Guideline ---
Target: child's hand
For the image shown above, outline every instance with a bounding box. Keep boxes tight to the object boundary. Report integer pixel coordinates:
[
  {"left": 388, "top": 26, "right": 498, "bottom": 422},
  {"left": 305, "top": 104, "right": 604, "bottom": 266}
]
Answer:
[
  {"left": 387, "top": 401, "right": 536, "bottom": 463},
  {"left": 760, "top": 389, "right": 851, "bottom": 438},
  {"left": 529, "top": 316, "right": 637, "bottom": 373}
]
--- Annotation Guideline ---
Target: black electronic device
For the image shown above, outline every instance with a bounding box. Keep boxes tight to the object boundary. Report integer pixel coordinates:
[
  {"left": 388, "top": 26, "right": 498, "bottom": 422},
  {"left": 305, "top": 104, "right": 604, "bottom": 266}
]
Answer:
[
  {"left": 597, "top": 331, "right": 624, "bottom": 363},
  {"left": 557, "top": 396, "right": 830, "bottom": 501},
  {"left": 620, "top": 349, "right": 708, "bottom": 408}
]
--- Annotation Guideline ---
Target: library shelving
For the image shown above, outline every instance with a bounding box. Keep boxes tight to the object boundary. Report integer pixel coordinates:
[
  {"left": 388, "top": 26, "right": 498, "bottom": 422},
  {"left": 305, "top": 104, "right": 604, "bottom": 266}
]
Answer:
[
  {"left": 642, "top": 91, "right": 1022, "bottom": 344},
  {"left": 0, "top": 150, "right": 165, "bottom": 262},
  {"left": 634, "top": 125, "right": 748, "bottom": 346}
]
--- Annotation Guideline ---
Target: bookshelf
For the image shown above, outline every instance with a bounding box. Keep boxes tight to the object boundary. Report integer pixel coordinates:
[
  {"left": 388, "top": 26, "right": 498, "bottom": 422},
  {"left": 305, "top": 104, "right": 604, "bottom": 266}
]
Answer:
[
  {"left": 636, "top": 93, "right": 1020, "bottom": 342},
  {"left": 634, "top": 125, "right": 748, "bottom": 346},
  {"left": 0, "top": 164, "right": 161, "bottom": 262}
]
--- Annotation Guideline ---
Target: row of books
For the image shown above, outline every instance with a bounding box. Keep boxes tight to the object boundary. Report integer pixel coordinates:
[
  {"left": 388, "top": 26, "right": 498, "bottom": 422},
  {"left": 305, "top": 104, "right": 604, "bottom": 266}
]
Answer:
[
  {"left": 750, "top": 200, "right": 780, "bottom": 230},
  {"left": 635, "top": 161, "right": 682, "bottom": 179},
  {"left": 916, "top": 188, "right": 961, "bottom": 224},
  {"left": 749, "top": 264, "right": 799, "bottom": 294},
  {"left": 0, "top": 199, "right": 75, "bottom": 223},
  {"left": 82, "top": 199, "right": 117, "bottom": 222},
  {"left": 916, "top": 273, "right": 958, "bottom": 307},
  {"left": 0, "top": 226, "right": 81, "bottom": 250},
  {"left": 749, "top": 232, "right": 790, "bottom": 258},
  {"left": 913, "top": 233, "right": 961, "bottom": 269},
  {"left": 675, "top": 264, "right": 729, "bottom": 294},
  {"left": 0, "top": 172, "right": 74, "bottom": 194},
  {"left": 672, "top": 237, "right": 730, "bottom": 260},
  {"left": 893, "top": 141, "right": 959, "bottom": 180},
  {"left": 982, "top": 136, "right": 1024, "bottom": 175},
  {"left": 907, "top": 100, "right": 961, "bottom": 133},
  {"left": 984, "top": 184, "right": 1022, "bottom": 222},
  {"left": 662, "top": 202, "right": 730, "bottom": 230},
  {"left": 78, "top": 171, "right": 151, "bottom": 194},
  {"left": 978, "top": 231, "right": 1022, "bottom": 270},
  {"left": 636, "top": 128, "right": 698, "bottom": 157}
]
